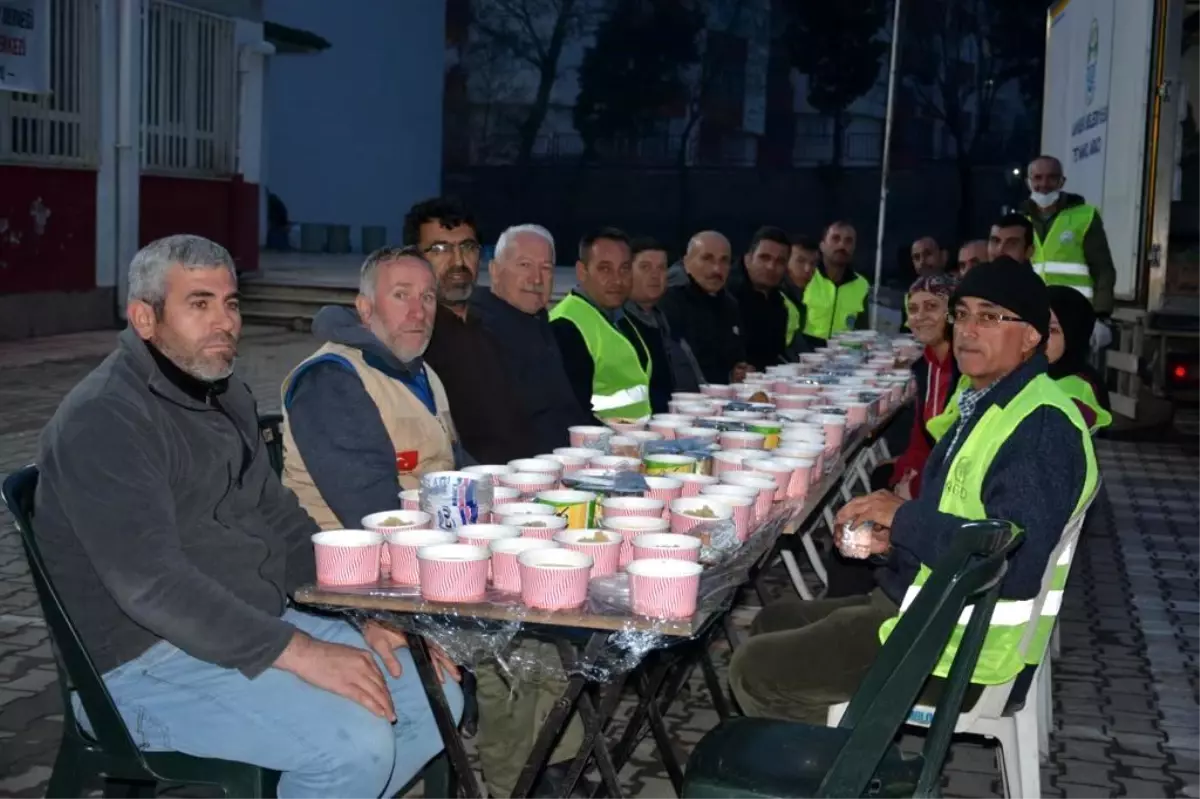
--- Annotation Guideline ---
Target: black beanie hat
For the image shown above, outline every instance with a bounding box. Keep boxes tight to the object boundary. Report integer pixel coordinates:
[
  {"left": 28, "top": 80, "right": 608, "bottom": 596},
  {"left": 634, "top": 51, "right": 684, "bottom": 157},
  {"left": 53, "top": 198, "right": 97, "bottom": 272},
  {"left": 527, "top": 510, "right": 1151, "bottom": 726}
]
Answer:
[{"left": 950, "top": 256, "right": 1050, "bottom": 340}]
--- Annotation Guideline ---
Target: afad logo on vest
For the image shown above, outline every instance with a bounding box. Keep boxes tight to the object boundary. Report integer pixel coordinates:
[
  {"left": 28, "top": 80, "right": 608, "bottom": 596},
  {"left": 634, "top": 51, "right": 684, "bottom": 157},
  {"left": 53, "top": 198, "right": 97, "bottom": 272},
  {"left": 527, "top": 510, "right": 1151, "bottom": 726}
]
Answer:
[{"left": 945, "top": 454, "right": 973, "bottom": 500}]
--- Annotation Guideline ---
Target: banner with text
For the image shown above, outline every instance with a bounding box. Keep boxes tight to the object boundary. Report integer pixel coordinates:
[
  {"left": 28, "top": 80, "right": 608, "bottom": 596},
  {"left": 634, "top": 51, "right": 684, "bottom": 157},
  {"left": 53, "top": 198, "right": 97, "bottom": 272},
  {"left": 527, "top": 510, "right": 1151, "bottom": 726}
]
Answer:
[
  {"left": 0, "top": 0, "right": 50, "bottom": 94},
  {"left": 1048, "top": 0, "right": 1115, "bottom": 207}
]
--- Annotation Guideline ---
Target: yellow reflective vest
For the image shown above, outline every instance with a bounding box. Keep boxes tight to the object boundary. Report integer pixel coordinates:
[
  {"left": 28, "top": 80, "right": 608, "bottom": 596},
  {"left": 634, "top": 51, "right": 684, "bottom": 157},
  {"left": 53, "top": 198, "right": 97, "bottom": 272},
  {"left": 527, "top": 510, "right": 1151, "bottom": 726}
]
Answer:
[{"left": 881, "top": 374, "right": 1098, "bottom": 684}]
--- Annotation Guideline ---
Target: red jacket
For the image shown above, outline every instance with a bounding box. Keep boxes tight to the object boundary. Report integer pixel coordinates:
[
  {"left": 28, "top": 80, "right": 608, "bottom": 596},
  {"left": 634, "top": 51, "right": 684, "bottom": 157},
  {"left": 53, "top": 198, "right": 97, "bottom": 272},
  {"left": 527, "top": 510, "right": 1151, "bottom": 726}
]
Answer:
[{"left": 890, "top": 344, "right": 957, "bottom": 496}]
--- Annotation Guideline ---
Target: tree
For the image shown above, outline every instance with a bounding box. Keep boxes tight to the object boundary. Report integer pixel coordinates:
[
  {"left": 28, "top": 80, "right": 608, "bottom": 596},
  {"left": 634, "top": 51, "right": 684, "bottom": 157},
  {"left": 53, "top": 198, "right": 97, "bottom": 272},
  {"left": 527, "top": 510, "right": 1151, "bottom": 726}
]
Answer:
[
  {"left": 471, "top": 0, "right": 601, "bottom": 164},
  {"left": 781, "top": 0, "right": 890, "bottom": 167},
  {"left": 900, "top": 0, "right": 1047, "bottom": 237},
  {"left": 573, "top": 0, "right": 702, "bottom": 161}
]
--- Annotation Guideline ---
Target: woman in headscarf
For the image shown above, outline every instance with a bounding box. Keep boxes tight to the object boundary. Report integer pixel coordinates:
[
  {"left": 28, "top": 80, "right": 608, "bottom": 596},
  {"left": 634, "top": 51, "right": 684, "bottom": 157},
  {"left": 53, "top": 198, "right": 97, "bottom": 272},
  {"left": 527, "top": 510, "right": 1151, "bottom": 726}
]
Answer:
[
  {"left": 826, "top": 272, "right": 960, "bottom": 598},
  {"left": 1047, "top": 285, "right": 1113, "bottom": 432}
]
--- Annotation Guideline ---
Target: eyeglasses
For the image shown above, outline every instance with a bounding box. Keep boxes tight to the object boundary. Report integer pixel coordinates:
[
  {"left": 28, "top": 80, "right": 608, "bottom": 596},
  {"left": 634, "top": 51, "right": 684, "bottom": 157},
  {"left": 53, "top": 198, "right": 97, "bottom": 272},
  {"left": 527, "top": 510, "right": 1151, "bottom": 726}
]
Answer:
[
  {"left": 424, "top": 241, "right": 481, "bottom": 259},
  {"left": 948, "top": 308, "right": 1025, "bottom": 328}
]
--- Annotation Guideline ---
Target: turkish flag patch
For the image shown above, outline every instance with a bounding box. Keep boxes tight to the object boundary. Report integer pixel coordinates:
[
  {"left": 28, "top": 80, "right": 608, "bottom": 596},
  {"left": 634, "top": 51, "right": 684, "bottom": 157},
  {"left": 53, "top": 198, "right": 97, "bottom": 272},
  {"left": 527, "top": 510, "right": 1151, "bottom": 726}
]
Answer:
[{"left": 396, "top": 450, "right": 419, "bottom": 473}]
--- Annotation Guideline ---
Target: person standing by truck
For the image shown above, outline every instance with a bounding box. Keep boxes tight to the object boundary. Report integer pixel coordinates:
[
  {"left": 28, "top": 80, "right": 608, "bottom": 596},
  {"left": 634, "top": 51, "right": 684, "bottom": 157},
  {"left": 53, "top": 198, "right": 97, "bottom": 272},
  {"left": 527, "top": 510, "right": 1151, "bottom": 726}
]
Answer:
[{"left": 1022, "top": 155, "right": 1118, "bottom": 349}]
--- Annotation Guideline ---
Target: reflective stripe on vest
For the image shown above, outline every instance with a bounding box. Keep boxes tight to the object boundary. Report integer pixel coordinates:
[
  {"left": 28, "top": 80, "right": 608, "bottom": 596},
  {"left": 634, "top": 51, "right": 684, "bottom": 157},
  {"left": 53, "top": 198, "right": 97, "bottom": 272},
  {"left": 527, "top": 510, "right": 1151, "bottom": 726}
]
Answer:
[
  {"left": 801, "top": 270, "right": 870, "bottom": 339},
  {"left": 880, "top": 373, "right": 1099, "bottom": 685},
  {"left": 1029, "top": 205, "right": 1096, "bottom": 300},
  {"left": 783, "top": 295, "right": 800, "bottom": 347},
  {"left": 549, "top": 294, "right": 653, "bottom": 420},
  {"left": 1056, "top": 374, "right": 1113, "bottom": 432}
]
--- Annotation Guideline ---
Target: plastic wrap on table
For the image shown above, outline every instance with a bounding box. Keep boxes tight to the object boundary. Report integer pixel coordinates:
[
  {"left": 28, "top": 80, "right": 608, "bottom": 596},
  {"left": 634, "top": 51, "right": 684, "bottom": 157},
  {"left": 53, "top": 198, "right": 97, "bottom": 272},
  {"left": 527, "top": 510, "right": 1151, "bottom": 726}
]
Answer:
[
  {"left": 642, "top": 438, "right": 720, "bottom": 458},
  {"left": 304, "top": 495, "right": 814, "bottom": 683},
  {"left": 561, "top": 470, "right": 647, "bottom": 495}
]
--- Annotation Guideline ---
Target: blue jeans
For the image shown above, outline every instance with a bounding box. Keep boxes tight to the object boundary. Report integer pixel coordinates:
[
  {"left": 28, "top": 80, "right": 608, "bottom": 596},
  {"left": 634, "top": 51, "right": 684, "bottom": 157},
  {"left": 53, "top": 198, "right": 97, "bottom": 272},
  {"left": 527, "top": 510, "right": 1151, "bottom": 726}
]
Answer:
[{"left": 76, "top": 609, "right": 463, "bottom": 798}]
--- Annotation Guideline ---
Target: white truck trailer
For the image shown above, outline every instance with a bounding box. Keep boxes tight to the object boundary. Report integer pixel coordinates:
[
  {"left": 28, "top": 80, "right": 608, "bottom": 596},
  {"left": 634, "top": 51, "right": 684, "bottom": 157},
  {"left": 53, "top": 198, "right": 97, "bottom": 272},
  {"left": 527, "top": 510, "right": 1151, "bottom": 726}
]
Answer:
[{"left": 1041, "top": 0, "right": 1198, "bottom": 420}]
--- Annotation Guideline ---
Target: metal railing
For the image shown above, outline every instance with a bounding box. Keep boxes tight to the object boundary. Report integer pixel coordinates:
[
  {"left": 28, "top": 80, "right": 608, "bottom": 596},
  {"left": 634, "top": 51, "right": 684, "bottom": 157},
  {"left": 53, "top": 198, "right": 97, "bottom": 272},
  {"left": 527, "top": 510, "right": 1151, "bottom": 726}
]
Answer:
[
  {"left": 0, "top": 0, "right": 100, "bottom": 168},
  {"left": 140, "top": 0, "right": 236, "bottom": 177}
]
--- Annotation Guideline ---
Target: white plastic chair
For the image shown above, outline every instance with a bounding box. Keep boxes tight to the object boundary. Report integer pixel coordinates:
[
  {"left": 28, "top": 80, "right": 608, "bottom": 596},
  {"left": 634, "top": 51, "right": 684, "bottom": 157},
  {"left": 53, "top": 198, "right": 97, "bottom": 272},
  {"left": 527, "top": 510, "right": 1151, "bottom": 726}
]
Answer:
[{"left": 826, "top": 489, "right": 1096, "bottom": 799}]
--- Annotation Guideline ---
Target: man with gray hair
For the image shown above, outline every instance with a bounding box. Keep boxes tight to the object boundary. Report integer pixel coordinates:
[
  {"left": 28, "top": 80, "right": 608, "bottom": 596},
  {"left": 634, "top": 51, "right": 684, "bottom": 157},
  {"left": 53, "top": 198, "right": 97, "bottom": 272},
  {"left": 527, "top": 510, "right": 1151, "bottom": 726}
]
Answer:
[
  {"left": 471, "top": 223, "right": 595, "bottom": 453},
  {"left": 282, "top": 245, "right": 468, "bottom": 532},
  {"left": 34, "top": 235, "right": 461, "bottom": 797}
]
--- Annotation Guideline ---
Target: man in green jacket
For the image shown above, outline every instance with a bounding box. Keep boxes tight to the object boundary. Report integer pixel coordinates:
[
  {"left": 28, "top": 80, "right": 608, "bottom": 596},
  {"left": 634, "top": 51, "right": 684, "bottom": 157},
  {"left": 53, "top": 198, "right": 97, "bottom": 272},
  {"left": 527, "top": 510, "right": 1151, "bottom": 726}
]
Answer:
[{"left": 1022, "top": 155, "right": 1117, "bottom": 349}]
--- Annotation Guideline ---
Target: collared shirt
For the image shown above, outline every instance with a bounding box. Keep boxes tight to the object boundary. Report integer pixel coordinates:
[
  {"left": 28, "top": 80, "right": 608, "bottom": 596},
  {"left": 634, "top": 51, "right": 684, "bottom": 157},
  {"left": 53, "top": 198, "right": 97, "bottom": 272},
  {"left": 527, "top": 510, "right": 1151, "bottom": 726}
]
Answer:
[{"left": 945, "top": 381, "right": 997, "bottom": 456}]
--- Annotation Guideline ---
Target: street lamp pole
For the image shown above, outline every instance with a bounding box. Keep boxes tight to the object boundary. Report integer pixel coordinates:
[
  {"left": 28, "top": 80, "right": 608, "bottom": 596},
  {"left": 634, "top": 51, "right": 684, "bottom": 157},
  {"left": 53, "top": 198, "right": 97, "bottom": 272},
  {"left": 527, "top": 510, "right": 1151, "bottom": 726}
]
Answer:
[{"left": 871, "top": 0, "right": 904, "bottom": 330}]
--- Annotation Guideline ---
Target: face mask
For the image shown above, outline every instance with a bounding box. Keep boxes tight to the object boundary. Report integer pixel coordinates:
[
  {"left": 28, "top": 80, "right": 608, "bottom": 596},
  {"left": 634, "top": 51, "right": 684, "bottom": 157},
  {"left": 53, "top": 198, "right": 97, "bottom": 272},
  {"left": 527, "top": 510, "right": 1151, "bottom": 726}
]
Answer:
[{"left": 1028, "top": 187, "right": 1061, "bottom": 208}]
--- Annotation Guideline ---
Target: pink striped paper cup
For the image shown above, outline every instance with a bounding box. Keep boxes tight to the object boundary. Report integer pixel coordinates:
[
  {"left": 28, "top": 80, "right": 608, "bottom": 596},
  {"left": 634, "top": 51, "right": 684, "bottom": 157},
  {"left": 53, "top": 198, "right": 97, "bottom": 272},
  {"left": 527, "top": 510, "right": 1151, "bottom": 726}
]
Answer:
[
  {"left": 632, "top": 533, "right": 701, "bottom": 563},
  {"left": 491, "top": 486, "right": 522, "bottom": 508},
  {"left": 386, "top": 528, "right": 455, "bottom": 585},
  {"left": 715, "top": 429, "right": 763, "bottom": 448},
  {"left": 417, "top": 543, "right": 490, "bottom": 602},
  {"left": 462, "top": 464, "right": 514, "bottom": 480},
  {"left": 700, "top": 484, "right": 758, "bottom": 535},
  {"left": 720, "top": 473, "right": 777, "bottom": 521},
  {"left": 778, "top": 456, "right": 814, "bottom": 499},
  {"left": 568, "top": 425, "right": 612, "bottom": 448},
  {"left": 675, "top": 472, "right": 718, "bottom": 497},
  {"left": 312, "top": 530, "right": 383, "bottom": 586},
  {"left": 841, "top": 402, "right": 871, "bottom": 429},
  {"left": 363, "top": 510, "right": 433, "bottom": 570},
  {"left": 776, "top": 394, "right": 814, "bottom": 411},
  {"left": 508, "top": 458, "right": 564, "bottom": 483},
  {"left": 742, "top": 459, "right": 792, "bottom": 501},
  {"left": 627, "top": 559, "right": 702, "bottom": 619},
  {"left": 553, "top": 446, "right": 605, "bottom": 462},
  {"left": 601, "top": 515, "right": 670, "bottom": 568},
  {"left": 669, "top": 497, "right": 732, "bottom": 536},
  {"left": 490, "top": 538, "right": 560, "bottom": 594},
  {"left": 643, "top": 476, "right": 683, "bottom": 518},
  {"left": 498, "top": 513, "right": 569, "bottom": 540},
  {"left": 601, "top": 496, "right": 666, "bottom": 519},
  {"left": 819, "top": 414, "right": 848, "bottom": 454},
  {"left": 519, "top": 548, "right": 593, "bottom": 610},
  {"left": 455, "top": 523, "right": 521, "bottom": 550},
  {"left": 498, "top": 471, "right": 558, "bottom": 498},
  {"left": 399, "top": 489, "right": 421, "bottom": 510},
  {"left": 648, "top": 419, "right": 687, "bottom": 440},
  {"left": 699, "top": 383, "right": 736, "bottom": 399},
  {"left": 778, "top": 444, "right": 825, "bottom": 481},
  {"left": 554, "top": 529, "right": 623, "bottom": 578},
  {"left": 540, "top": 452, "right": 587, "bottom": 474}
]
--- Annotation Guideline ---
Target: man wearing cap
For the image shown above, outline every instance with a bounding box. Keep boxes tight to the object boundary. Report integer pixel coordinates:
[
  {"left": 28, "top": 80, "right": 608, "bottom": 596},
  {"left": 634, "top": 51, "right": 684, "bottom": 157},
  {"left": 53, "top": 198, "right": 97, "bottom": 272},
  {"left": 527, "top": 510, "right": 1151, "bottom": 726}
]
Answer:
[{"left": 728, "top": 258, "right": 1097, "bottom": 725}]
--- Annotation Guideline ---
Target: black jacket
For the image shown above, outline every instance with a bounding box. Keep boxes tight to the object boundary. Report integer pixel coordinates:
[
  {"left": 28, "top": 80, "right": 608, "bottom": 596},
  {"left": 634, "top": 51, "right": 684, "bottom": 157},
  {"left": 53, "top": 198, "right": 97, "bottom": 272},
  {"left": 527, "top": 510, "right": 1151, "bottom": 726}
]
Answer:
[
  {"left": 470, "top": 289, "right": 595, "bottom": 452},
  {"left": 551, "top": 291, "right": 657, "bottom": 416},
  {"left": 424, "top": 303, "right": 539, "bottom": 463},
  {"left": 658, "top": 272, "right": 746, "bottom": 384},
  {"left": 732, "top": 281, "right": 790, "bottom": 371}
]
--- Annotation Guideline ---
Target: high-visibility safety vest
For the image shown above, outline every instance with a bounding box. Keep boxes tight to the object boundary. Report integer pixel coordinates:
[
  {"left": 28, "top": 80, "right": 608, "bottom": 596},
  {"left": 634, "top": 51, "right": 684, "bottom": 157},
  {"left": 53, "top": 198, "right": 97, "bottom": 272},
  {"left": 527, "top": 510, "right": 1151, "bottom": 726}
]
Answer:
[
  {"left": 801, "top": 269, "right": 870, "bottom": 340},
  {"left": 928, "top": 373, "right": 1112, "bottom": 439},
  {"left": 881, "top": 373, "right": 1098, "bottom": 684},
  {"left": 1054, "top": 374, "right": 1113, "bottom": 432},
  {"left": 925, "top": 375, "right": 969, "bottom": 442},
  {"left": 783, "top": 294, "right": 801, "bottom": 348},
  {"left": 550, "top": 294, "right": 653, "bottom": 420},
  {"left": 1029, "top": 204, "right": 1097, "bottom": 302}
]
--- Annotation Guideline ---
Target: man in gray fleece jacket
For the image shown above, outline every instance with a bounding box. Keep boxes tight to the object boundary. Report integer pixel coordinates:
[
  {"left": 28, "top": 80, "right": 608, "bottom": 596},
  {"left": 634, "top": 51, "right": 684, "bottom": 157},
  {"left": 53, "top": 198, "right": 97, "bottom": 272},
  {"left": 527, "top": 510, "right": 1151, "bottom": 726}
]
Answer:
[{"left": 35, "top": 235, "right": 460, "bottom": 797}]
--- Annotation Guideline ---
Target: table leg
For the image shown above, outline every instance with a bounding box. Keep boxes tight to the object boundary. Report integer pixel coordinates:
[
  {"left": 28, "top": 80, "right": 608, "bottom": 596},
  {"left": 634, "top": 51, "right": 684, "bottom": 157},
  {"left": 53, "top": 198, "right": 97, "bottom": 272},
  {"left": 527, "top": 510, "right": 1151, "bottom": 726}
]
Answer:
[
  {"left": 553, "top": 638, "right": 627, "bottom": 798},
  {"left": 408, "top": 635, "right": 483, "bottom": 799},
  {"left": 509, "top": 633, "right": 608, "bottom": 799}
]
